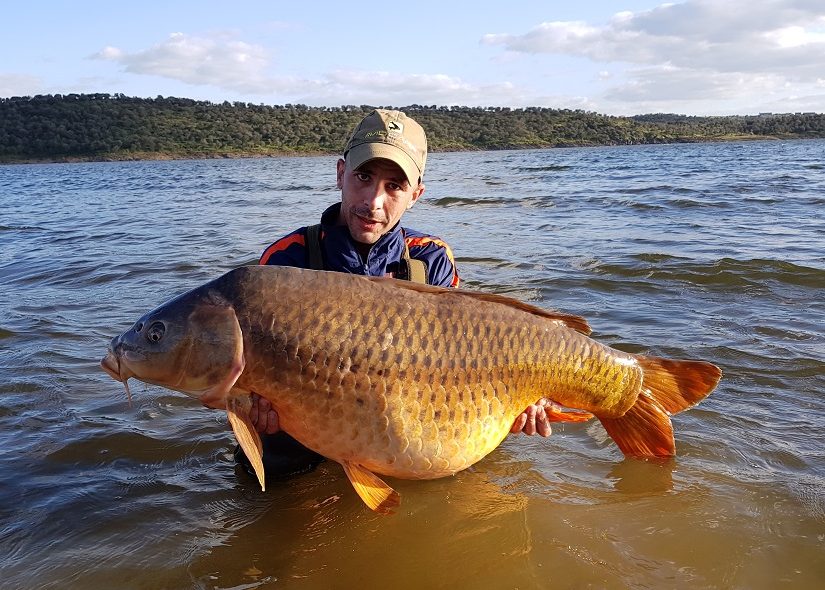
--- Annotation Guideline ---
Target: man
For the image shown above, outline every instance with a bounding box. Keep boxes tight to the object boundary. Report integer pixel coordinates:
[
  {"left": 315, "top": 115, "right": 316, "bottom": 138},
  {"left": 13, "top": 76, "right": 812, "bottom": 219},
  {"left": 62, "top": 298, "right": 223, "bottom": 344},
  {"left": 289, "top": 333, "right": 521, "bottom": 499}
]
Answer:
[{"left": 237, "top": 109, "right": 555, "bottom": 479}]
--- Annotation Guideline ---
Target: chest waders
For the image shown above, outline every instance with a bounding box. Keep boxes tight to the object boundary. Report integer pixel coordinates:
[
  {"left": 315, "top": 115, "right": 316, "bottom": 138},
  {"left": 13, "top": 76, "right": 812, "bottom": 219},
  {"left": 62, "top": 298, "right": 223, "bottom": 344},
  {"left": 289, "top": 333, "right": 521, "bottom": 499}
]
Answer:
[{"left": 305, "top": 224, "right": 428, "bottom": 284}]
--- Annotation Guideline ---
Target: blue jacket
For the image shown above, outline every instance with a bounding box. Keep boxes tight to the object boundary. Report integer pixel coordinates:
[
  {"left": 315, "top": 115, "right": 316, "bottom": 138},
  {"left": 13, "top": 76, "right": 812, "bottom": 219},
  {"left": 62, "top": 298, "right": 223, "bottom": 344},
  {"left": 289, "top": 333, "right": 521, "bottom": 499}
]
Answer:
[{"left": 259, "top": 203, "right": 460, "bottom": 287}]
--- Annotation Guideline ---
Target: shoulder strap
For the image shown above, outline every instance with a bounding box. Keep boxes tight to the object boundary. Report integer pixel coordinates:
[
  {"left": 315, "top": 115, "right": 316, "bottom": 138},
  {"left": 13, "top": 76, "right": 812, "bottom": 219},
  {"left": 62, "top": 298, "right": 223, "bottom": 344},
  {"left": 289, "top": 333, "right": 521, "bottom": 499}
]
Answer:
[
  {"left": 307, "top": 223, "right": 426, "bottom": 282},
  {"left": 305, "top": 224, "right": 324, "bottom": 271},
  {"left": 402, "top": 240, "right": 428, "bottom": 285}
]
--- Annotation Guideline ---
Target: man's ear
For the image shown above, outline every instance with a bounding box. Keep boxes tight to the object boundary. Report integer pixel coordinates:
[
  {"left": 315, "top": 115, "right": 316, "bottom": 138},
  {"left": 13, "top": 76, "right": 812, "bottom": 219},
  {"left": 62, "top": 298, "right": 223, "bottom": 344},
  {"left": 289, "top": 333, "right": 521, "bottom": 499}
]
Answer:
[
  {"left": 408, "top": 182, "right": 425, "bottom": 208},
  {"left": 336, "top": 158, "right": 346, "bottom": 189}
]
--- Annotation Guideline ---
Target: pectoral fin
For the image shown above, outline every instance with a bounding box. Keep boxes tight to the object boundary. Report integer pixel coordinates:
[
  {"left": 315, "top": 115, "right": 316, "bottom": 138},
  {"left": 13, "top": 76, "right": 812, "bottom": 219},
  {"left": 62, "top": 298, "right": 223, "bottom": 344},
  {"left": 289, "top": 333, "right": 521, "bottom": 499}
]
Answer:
[
  {"left": 341, "top": 461, "right": 400, "bottom": 515},
  {"left": 227, "top": 395, "right": 265, "bottom": 491}
]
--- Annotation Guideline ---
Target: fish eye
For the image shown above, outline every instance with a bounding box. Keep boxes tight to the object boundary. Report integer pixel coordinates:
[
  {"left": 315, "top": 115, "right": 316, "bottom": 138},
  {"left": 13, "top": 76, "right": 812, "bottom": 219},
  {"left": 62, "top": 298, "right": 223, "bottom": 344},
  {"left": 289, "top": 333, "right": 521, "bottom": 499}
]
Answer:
[{"left": 146, "top": 322, "right": 165, "bottom": 343}]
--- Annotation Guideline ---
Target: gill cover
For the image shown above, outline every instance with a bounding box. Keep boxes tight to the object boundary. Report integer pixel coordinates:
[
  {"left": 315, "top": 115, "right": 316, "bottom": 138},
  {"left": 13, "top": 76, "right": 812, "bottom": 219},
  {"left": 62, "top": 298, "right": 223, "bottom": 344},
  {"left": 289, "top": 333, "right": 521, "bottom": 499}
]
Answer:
[{"left": 177, "top": 291, "right": 246, "bottom": 407}]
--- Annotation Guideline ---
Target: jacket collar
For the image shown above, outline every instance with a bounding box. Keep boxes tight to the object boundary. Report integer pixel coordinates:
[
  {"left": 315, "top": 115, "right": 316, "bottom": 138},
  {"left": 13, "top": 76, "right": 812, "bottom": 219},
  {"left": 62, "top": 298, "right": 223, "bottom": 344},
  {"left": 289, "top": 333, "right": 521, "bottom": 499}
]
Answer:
[{"left": 319, "top": 203, "right": 405, "bottom": 275}]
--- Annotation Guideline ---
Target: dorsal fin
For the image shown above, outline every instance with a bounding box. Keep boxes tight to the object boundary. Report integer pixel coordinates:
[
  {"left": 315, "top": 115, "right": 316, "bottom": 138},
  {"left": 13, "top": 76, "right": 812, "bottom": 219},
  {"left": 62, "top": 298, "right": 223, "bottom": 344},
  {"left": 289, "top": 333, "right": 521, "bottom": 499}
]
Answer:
[{"left": 365, "top": 276, "right": 592, "bottom": 335}]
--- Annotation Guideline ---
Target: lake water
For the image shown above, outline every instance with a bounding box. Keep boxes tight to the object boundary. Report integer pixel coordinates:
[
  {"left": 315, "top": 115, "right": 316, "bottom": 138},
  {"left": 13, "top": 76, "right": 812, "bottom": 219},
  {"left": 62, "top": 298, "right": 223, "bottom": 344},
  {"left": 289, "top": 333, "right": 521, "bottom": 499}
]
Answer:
[{"left": 1, "top": 140, "right": 823, "bottom": 589}]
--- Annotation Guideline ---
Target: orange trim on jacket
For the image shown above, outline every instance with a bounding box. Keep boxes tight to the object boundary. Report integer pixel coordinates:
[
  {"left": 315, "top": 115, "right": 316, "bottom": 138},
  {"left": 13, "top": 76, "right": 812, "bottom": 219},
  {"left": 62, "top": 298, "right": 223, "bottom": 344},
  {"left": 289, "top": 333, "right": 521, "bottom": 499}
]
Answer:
[
  {"left": 405, "top": 236, "right": 460, "bottom": 287},
  {"left": 259, "top": 232, "right": 305, "bottom": 265}
]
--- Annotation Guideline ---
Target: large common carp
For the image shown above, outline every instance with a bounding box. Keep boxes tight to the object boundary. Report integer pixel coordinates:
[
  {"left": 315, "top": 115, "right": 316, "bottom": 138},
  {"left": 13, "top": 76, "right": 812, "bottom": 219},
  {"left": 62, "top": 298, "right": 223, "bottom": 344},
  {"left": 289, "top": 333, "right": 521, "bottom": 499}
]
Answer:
[{"left": 101, "top": 266, "right": 721, "bottom": 513}]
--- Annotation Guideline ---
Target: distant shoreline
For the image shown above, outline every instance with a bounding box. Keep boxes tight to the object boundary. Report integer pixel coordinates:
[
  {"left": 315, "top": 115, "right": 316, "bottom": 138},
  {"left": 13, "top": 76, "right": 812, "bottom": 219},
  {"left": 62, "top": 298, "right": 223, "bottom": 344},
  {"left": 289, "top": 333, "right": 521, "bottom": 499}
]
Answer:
[
  {"left": 0, "top": 149, "right": 328, "bottom": 165},
  {"left": 0, "top": 134, "right": 808, "bottom": 166},
  {"left": 2, "top": 94, "right": 822, "bottom": 165}
]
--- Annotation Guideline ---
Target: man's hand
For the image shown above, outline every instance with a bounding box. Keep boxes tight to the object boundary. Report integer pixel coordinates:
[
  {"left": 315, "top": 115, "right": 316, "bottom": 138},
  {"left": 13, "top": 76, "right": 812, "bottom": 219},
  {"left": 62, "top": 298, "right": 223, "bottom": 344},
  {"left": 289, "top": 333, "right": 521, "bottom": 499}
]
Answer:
[
  {"left": 249, "top": 393, "right": 280, "bottom": 434},
  {"left": 510, "top": 398, "right": 557, "bottom": 437}
]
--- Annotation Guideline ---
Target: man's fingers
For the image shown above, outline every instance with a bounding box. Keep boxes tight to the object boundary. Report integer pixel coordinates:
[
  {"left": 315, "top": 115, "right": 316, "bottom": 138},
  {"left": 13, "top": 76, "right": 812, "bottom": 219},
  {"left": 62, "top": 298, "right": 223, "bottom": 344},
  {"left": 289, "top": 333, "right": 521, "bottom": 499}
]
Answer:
[
  {"left": 510, "top": 412, "right": 527, "bottom": 434},
  {"left": 247, "top": 393, "right": 278, "bottom": 434},
  {"left": 509, "top": 402, "right": 555, "bottom": 437},
  {"left": 540, "top": 398, "right": 562, "bottom": 414},
  {"left": 264, "top": 409, "right": 280, "bottom": 434},
  {"left": 257, "top": 396, "right": 280, "bottom": 435},
  {"left": 535, "top": 406, "right": 552, "bottom": 437},
  {"left": 523, "top": 405, "right": 537, "bottom": 436},
  {"left": 254, "top": 405, "right": 268, "bottom": 433}
]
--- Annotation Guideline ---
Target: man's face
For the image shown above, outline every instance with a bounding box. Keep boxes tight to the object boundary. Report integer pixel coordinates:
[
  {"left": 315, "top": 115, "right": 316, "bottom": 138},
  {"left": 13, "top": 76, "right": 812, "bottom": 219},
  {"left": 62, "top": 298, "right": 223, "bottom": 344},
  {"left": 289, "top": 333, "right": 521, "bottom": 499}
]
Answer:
[{"left": 336, "top": 157, "right": 425, "bottom": 245}]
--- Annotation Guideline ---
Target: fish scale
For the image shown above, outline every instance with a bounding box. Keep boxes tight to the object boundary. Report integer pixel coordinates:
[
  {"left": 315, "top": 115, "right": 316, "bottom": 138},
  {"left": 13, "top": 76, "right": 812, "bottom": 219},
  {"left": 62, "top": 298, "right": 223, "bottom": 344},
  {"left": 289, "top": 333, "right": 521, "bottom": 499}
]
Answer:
[{"left": 102, "top": 265, "right": 721, "bottom": 513}]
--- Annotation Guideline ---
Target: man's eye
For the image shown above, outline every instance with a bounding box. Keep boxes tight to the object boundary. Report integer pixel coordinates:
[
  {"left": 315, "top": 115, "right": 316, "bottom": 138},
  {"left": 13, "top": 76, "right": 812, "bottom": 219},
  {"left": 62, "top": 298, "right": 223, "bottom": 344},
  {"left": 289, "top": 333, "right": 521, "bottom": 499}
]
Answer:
[{"left": 356, "top": 172, "right": 370, "bottom": 181}]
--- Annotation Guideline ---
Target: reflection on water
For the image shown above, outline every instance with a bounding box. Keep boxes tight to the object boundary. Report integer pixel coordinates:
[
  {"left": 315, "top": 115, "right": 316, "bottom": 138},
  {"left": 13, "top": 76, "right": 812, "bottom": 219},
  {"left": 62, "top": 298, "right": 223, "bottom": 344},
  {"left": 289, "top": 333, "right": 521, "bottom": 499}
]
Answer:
[
  {"left": 607, "top": 458, "right": 675, "bottom": 494},
  {"left": 1, "top": 140, "right": 823, "bottom": 589}
]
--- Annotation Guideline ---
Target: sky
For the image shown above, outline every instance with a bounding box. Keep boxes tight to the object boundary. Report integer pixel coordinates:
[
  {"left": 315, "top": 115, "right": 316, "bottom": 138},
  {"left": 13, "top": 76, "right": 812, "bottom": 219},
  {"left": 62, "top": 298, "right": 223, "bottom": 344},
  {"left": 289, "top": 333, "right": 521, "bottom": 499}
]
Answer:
[{"left": 2, "top": 0, "right": 824, "bottom": 116}]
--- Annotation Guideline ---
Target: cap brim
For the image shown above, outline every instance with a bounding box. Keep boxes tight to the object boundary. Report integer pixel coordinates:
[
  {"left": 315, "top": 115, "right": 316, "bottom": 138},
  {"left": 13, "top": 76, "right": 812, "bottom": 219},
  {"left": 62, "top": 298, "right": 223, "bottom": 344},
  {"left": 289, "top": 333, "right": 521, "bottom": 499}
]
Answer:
[{"left": 346, "top": 143, "right": 421, "bottom": 185}]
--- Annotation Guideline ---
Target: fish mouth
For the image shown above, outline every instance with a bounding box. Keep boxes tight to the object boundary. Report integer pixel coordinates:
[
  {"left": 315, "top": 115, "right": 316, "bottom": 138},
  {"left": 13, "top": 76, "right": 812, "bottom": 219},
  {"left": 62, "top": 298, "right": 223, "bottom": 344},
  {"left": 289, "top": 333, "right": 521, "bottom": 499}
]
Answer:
[
  {"left": 100, "top": 352, "right": 124, "bottom": 382},
  {"left": 101, "top": 350, "right": 135, "bottom": 405}
]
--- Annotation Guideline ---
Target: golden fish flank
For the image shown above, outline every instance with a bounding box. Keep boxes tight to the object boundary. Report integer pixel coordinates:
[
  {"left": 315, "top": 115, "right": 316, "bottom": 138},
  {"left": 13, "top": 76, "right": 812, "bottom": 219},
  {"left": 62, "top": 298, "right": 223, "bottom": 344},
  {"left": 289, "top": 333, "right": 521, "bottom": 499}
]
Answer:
[{"left": 101, "top": 265, "right": 721, "bottom": 514}]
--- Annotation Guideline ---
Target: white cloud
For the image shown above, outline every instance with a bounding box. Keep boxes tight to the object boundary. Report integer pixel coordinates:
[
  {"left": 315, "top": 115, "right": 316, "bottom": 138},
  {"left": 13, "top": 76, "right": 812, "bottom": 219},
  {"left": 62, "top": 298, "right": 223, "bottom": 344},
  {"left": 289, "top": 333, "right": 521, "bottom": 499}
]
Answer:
[
  {"left": 605, "top": 67, "right": 784, "bottom": 102},
  {"left": 322, "top": 71, "right": 473, "bottom": 103},
  {"left": 765, "top": 25, "right": 825, "bottom": 48},
  {"left": 759, "top": 91, "right": 825, "bottom": 112},
  {"left": 90, "top": 33, "right": 538, "bottom": 107},
  {"left": 96, "top": 47, "right": 124, "bottom": 60},
  {"left": 289, "top": 69, "right": 532, "bottom": 107},
  {"left": 92, "top": 32, "right": 275, "bottom": 93},
  {"left": 81, "top": 7, "right": 824, "bottom": 114},
  {"left": 483, "top": 1, "right": 825, "bottom": 78},
  {"left": 481, "top": 0, "right": 825, "bottom": 112},
  {"left": 314, "top": 71, "right": 597, "bottom": 110}
]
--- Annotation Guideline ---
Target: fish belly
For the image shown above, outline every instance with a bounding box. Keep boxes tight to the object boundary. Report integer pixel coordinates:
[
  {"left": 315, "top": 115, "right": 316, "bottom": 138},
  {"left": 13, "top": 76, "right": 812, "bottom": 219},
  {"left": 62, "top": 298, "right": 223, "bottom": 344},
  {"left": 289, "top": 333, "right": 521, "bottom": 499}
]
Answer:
[{"left": 267, "top": 379, "right": 529, "bottom": 479}]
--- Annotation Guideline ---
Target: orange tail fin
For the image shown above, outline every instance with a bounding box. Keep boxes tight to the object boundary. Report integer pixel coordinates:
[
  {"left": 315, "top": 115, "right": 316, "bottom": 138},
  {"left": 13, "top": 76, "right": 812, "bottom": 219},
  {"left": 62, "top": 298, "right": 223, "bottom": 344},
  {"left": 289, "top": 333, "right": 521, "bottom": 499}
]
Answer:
[
  {"left": 599, "top": 357, "right": 721, "bottom": 458},
  {"left": 635, "top": 357, "right": 722, "bottom": 414}
]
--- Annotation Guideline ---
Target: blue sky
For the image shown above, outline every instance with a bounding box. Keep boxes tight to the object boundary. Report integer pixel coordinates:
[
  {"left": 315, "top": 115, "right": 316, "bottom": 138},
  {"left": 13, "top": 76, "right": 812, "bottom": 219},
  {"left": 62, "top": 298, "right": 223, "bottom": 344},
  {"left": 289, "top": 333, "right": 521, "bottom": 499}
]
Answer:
[{"left": 2, "top": 0, "right": 824, "bottom": 115}]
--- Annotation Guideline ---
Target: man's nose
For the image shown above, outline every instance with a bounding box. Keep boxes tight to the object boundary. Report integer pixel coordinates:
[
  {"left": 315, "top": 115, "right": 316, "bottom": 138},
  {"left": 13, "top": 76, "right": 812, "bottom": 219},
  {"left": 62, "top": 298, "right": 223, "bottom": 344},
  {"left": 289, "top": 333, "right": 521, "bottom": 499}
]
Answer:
[{"left": 363, "top": 185, "right": 386, "bottom": 209}]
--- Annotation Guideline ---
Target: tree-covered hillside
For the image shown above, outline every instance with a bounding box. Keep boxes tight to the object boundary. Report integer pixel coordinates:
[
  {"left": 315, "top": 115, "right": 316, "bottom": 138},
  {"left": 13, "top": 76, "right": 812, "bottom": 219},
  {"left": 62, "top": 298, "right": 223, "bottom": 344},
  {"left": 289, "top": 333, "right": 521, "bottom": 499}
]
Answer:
[{"left": 1, "top": 93, "right": 823, "bottom": 162}]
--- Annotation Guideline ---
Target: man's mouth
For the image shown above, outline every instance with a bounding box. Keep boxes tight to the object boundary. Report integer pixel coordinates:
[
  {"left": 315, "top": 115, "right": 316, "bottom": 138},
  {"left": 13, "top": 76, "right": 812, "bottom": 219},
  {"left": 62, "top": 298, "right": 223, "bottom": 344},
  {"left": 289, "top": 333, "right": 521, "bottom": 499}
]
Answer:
[{"left": 355, "top": 213, "right": 383, "bottom": 227}]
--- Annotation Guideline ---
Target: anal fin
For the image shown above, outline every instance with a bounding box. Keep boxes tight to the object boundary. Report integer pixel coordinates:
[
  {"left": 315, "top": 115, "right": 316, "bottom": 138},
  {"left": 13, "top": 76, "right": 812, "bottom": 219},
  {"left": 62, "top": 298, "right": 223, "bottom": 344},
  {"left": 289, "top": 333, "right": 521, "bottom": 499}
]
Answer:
[
  {"left": 227, "top": 395, "right": 265, "bottom": 491},
  {"left": 341, "top": 461, "right": 400, "bottom": 515},
  {"left": 599, "top": 389, "right": 675, "bottom": 457}
]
